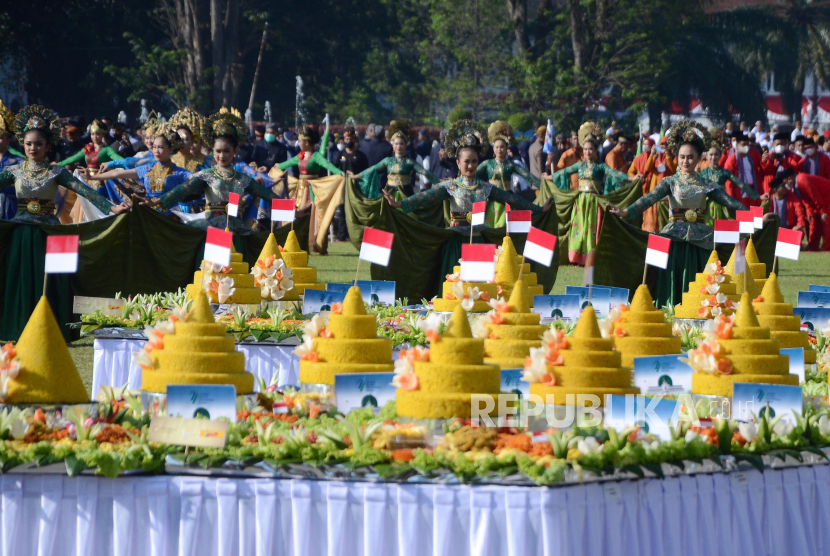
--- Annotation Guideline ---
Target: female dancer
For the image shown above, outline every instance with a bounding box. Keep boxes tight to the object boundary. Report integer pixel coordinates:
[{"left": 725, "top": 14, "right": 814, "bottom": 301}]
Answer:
[
  {"left": 608, "top": 121, "right": 746, "bottom": 241},
  {"left": 475, "top": 120, "right": 540, "bottom": 226},
  {"left": 349, "top": 119, "right": 436, "bottom": 198},
  {"left": 0, "top": 101, "right": 24, "bottom": 220},
  {"left": 697, "top": 143, "right": 758, "bottom": 227},
  {"left": 547, "top": 121, "right": 642, "bottom": 265},
  {"left": 84, "top": 122, "right": 191, "bottom": 215},
  {"left": 0, "top": 105, "right": 128, "bottom": 224},
  {"left": 141, "top": 109, "right": 278, "bottom": 232},
  {"left": 383, "top": 120, "right": 551, "bottom": 224},
  {"left": 170, "top": 107, "right": 213, "bottom": 172},
  {"left": 275, "top": 125, "right": 342, "bottom": 208}
]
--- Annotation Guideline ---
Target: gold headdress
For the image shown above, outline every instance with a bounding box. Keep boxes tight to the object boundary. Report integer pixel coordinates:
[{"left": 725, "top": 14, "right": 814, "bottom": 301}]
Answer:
[
  {"left": 143, "top": 110, "right": 160, "bottom": 137},
  {"left": 207, "top": 108, "right": 247, "bottom": 144},
  {"left": 89, "top": 119, "right": 108, "bottom": 135},
  {"left": 0, "top": 100, "right": 14, "bottom": 137},
  {"left": 487, "top": 120, "right": 514, "bottom": 145},
  {"left": 171, "top": 107, "right": 205, "bottom": 143},
  {"left": 445, "top": 119, "right": 489, "bottom": 158},
  {"left": 577, "top": 121, "right": 602, "bottom": 147},
  {"left": 666, "top": 120, "right": 710, "bottom": 157},
  {"left": 388, "top": 119, "right": 412, "bottom": 143},
  {"left": 153, "top": 121, "right": 184, "bottom": 153},
  {"left": 298, "top": 125, "right": 320, "bottom": 144},
  {"left": 14, "top": 105, "right": 61, "bottom": 145}
]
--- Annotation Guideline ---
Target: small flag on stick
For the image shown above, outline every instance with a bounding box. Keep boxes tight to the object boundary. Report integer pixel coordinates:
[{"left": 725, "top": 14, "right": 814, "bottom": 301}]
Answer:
[
  {"left": 736, "top": 211, "right": 754, "bottom": 234},
  {"left": 471, "top": 201, "right": 486, "bottom": 226},
  {"left": 523, "top": 227, "right": 557, "bottom": 267},
  {"left": 714, "top": 220, "right": 740, "bottom": 244},
  {"left": 645, "top": 234, "right": 671, "bottom": 270},
  {"left": 45, "top": 235, "right": 79, "bottom": 273},
  {"left": 271, "top": 199, "right": 296, "bottom": 222},
  {"left": 749, "top": 206, "right": 763, "bottom": 229},
  {"left": 204, "top": 227, "right": 233, "bottom": 267},
  {"left": 227, "top": 193, "right": 240, "bottom": 217},
  {"left": 359, "top": 228, "right": 394, "bottom": 267},
  {"left": 775, "top": 228, "right": 802, "bottom": 261},
  {"left": 460, "top": 244, "right": 496, "bottom": 282},
  {"left": 506, "top": 210, "right": 532, "bottom": 233}
]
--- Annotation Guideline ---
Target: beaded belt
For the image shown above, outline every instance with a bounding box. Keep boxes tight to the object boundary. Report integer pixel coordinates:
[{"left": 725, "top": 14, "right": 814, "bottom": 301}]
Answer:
[
  {"left": 387, "top": 174, "right": 410, "bottom": 186},
  {"left": 577, "top": 179, "right": 600, "bottom": 193},
  {"left": 670, "top": 208, "right": 705, "bottom": 223},
  {"left": 450, "top": 211, "right": 471, "bottom": 227},
  {"left": 204, "top": 204, "right": 228, "bottom": 218},
  {"left": 18, "top": 199, "right": 56, "bottom": 216}
]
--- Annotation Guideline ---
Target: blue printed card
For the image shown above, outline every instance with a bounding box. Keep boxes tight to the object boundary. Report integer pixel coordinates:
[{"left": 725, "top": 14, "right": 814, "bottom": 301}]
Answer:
[
  {"left": 303, "top": 289, "right": 347, "bottom": 313},
  {"left": 334, "top": 373, "right": 397, "bottom": 413},
  {"left": 327, "top": 281, "right": 395, "bottom": 305},
  {"left": 166, "top": 385, "right": 237, "bottom": 422},
  {"left": 564, "top": 286, "right": 612, "bottom": 314},
  {"left": 732, "top": 383, "right": 803, "bottom": 423},
  {"left": 633, "top": 354, "right": 693, "bottom": 394},
  {"left": 532, "top": 295, "right": 581, "bottom": 320}
]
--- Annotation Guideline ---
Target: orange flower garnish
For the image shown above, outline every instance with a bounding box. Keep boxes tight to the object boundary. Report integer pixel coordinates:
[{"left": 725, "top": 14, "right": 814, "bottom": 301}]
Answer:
[
  {"left": 308, "top": 402, "right": 321, "bottom": 420},
  {"left": 698, "top": 307, "right": 710, "bottom": 318},
  {"left": 331, "top": 302, "right": 343, "bottom": 314},
  {"left": 301, "top": 352, "right": 319, "bottom": 362},
  {"left": 716, "top": 359, "right": 733, "bottom": 375},
  {"left": 278, "top": 245, "right": 284, "bottom": 252},
  {"left": 2, "top": 343, "right": 15, "bottom": 359},
  {"left": 489, "top": 333, "right": 498, "bottom": 340},
  {"left": 545, "top": 346, "right": 564, "bottom": 366},
  {"left": 319, "top": 329, "right": 333, "bottom": 338},
  {"left": 614, "top": 327, "right": 628, "bottom": 338},
  {"left": 426, "top": 330, "right": 440, "bottom": 343},
  {"left": 283, "top": 394, "right": 295, "bottom": 410},
  {"left": 446, "top": 293, "right": 455, "bottom": 300},
  {"left": 699, "top": 286, "right": 708, "bottom": 295},
  {"left": 706, "top": 274, "right": 716, "bottom": 284},
  {"left": 398, "top": 372, "right": 420, "bottom": 391},
  {"left": 753, "top": 295, "right": 764, "bottom": 303},
  {"left": 708, "top": 295, "right": 718, "bottom": 306},
  {"left": 619, "top": 304, "right": 630, "bottom": 312},
  {"left": 540, "top": 372, "right": 556, "bottom": 386},
  {"left": 480, "top": 291, "right": 491, "bottom": 301},
  {"left": 489, "top": 312, "right": 505, "bottom": 325}
]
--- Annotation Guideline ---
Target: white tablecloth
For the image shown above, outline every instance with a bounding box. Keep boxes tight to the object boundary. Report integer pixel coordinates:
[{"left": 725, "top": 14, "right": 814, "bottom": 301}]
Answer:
[
  {"left": 91, "top": 339, "right": 300, "bottom": 396},
  {"left": 3, "top": 466, "right": 830, "bottom": 556}
]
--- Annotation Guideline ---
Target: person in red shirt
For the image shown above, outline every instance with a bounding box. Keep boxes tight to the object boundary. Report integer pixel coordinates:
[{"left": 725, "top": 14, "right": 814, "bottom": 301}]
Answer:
[
  {"left": 796, "top": 137, "right": 830, "bottom": 179},
  {"left": 761, "top": 169, "right": 807, "bottom": 233},
  {"left": 789, "top": 173, "right": 830, "bottom": 251},
  {"left": 760, "top": 132, "right": 801, "bottom": 194},
  {"left": 723, "top": 132, "right": 769, "bottom": 207}
]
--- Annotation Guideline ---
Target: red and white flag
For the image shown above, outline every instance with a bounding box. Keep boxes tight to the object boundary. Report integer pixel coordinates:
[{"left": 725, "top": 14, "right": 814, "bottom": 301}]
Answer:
[
  {"left": 471, "top": 201, "right": 486, "bottom": 226},
  {"left": 645, "top": 234, "right": 671, "bottom": 269},
  {"left": 714, "top": 220, "right": 740, "bottom": 244},
  {"left": 45, "top": 235, "right": 79, "bottom": 273},
  {"left": 523, "top": 226, "right": 557, "bottom": 267},
  {"left": 460, "top": 244, "right": 496, "bottom": 282},
  {"left": 271, "top": 199, "right": 295, "bottom": 222},
  {"left": 359, "top": 228, "right": 394, "bottom": 266},
  {"left": 775, "top": 228, "right": 803, "bottom": 261},
  {"left": 204, "top": 227, "right": 233, "bottom": 267},
  {"left": 506, "top": 210, "right": 532, "bottom": 233},
  {"left": 227, "top": 192, "right": 240, "bottom": 217},
  {"left": 734, "top": 238, "right": 747, "bottom": 275},
  {"left": 750, "top": 206, "right": 763, "bottom": 229},
  {"left": 736, "top": 211, "right": 754, "bottom": 234}
]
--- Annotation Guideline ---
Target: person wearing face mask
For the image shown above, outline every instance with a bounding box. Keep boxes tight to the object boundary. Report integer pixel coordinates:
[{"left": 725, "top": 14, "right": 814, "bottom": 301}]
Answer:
[
  {"left": 723, "top": 132, "right": 768, "bottom": 207},
  {"left": 795, "top": 137, "right": 830, "bottom": 179},
  {"left": 253, "top": 123, "right": 287, "bottom": 170},
  {"left": 760, "top": 169, "right": 807, "bottom": 233}
]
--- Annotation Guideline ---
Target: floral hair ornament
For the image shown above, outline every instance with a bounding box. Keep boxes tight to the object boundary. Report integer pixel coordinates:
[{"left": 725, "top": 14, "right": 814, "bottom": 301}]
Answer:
[
  {"left": 209, "top": 108, "right": 247, "bottom": 144},
  {"left": 666, "top": 120, "right": 711, "bottom": 157},
  {"left": 171, "top": 107, "right": 206, "bottom": 143},
  {"left": 445, "top": 119, "right": 489, "bottom": 158},
  {"left": 577, "top": 121, "right": 602, "bottom": 147},
  {"left": 388, "top": 119, "right": 412, "bottom": 143},
  {"left": 487, "top": 120, "right": 514, "bottom": 145},
  {"left": 14, "top": 105, "right": 62, "bottom": 145},
  {"left": 154, "top": 121, "right": 185, "bottom": 153}
]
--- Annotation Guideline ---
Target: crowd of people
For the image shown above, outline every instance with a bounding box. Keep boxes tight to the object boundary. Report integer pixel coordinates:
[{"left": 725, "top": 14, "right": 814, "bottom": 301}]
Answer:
[{"left": 1, "top": 99, "right": 829, "bottom": 256}]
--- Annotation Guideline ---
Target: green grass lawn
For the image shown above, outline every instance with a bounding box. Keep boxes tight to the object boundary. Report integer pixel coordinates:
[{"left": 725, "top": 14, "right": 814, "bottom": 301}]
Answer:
[{"left": 68, "top": 242, "right": 830, "bottom": 395}]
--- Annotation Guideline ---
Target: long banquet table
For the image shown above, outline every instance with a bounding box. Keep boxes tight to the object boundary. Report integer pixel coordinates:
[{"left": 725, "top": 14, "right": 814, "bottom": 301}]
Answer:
[{"left": 3, "top": 465, "right": 830, "bottom": 556}]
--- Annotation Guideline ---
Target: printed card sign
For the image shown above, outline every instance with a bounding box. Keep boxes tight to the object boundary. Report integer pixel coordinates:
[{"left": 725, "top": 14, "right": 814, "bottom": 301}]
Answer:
[
  {"left": 303, "top": 289, "right": 347, "bottom": 314},
  {"left": 327, "top": 281, "right": 395, "bottom": 305},
  {"left": 793, "top": 307, "right": 830, "bottom": 330},
  {"left": 501, "top": 369, "right": 530, "bottom": 400},
  {"left": 633, "top": 354, "right": 693, "bottom": 395},
  {"left": 587, "top": 286, "right": 629, "bottom": 309},
  {"left": 166, "top": 385, "right": 237, "bottom": 422},
  {"left": 532, "top": 295, "right": 581, "bottom": 320},
  {"left": 72, "top": 296, "right": 125, "bottom": 317},
  {"left": 564, "top": 286, "right": 612, "bottom": 315},
  {"left": 809, "top": 285, "right": 830, "bottom": 293},
  {"left": 147, "top": 416, "right": 229, "bottom": 448},
  {"left": 781, "top": 348, "right": 805, "bottom": 383},
  {"left": 335, "top": 373, "right": 396, "bottom": 413},
  {"left": 732, "top": 383, "right": 803, "bottom": 422},
  {"left": 604, "top": 395, "right": 679, "bottom": 441},
  {"left": 797, "top": 291, "right": 830, "bottom": 308}
]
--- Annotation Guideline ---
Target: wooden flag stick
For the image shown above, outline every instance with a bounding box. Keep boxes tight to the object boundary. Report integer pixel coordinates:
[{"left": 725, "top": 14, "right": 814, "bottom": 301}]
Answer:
[
  {"left": 354, "top": 257, "right": 361, "bottom": 288},
  {"left": 469, "top": 221, "right": 474, "bottom": 245},
  {"left": 226, "top": 209, "right": 230, "bottom": 231},
  {"left": 772, "top": 256, "right": 778, "bottom": 275},
  {"left": 42, "top": 273, "right": 47, "bottom": 298},
  {"left": 518, "top": 255, "right": 525, "bottom": 281},
  {"left": 642, "top": 262, "right": 648, "bottom": 285}
]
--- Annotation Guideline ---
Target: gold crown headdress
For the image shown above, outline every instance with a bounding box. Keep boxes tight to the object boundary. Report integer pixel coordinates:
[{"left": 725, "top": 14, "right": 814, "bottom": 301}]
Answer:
[
  {"left": 0, "top": 100, "right": 14, "bottom": 137},
  {"left": 487, "top": 120, "right": 514, "bottom": 145},
  {"left": 153, "top": 121, "right": 184, "bottom": 153},
  {"left": 388, "top": 119, "right": 412, "bottom": 143},
  {"left": 207, "top": 108, "right": 247, "bottom": 144},
  {"left": 445, "top": 119, "right": 489, "bottom": 158},
  {"left": 171, "top": 107, "right": 205, "bottom": 143},
  {"left": 666, "top": 120, "right": 710, "bottom": 157},
  {"left": 577, "top": 121, "right": 602, "bottom": 147},
  {"left": 14, "top": 105, "right": 61, "bottom": 145},
  {"left": 143, "top": 110, "right": 160, "bottom": 137},
  {"left": 89, "top": 119, "right": 108, "bottom": 135}
]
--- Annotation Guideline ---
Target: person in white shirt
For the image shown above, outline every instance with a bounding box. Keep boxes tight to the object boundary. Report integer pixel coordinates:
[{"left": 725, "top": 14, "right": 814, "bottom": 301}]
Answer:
[
  {"left": 791, "top": 121, "right": 803, "bottom": 143},
  {"left": 753, "top": 121, "right": 766, "bottom": 144}
]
